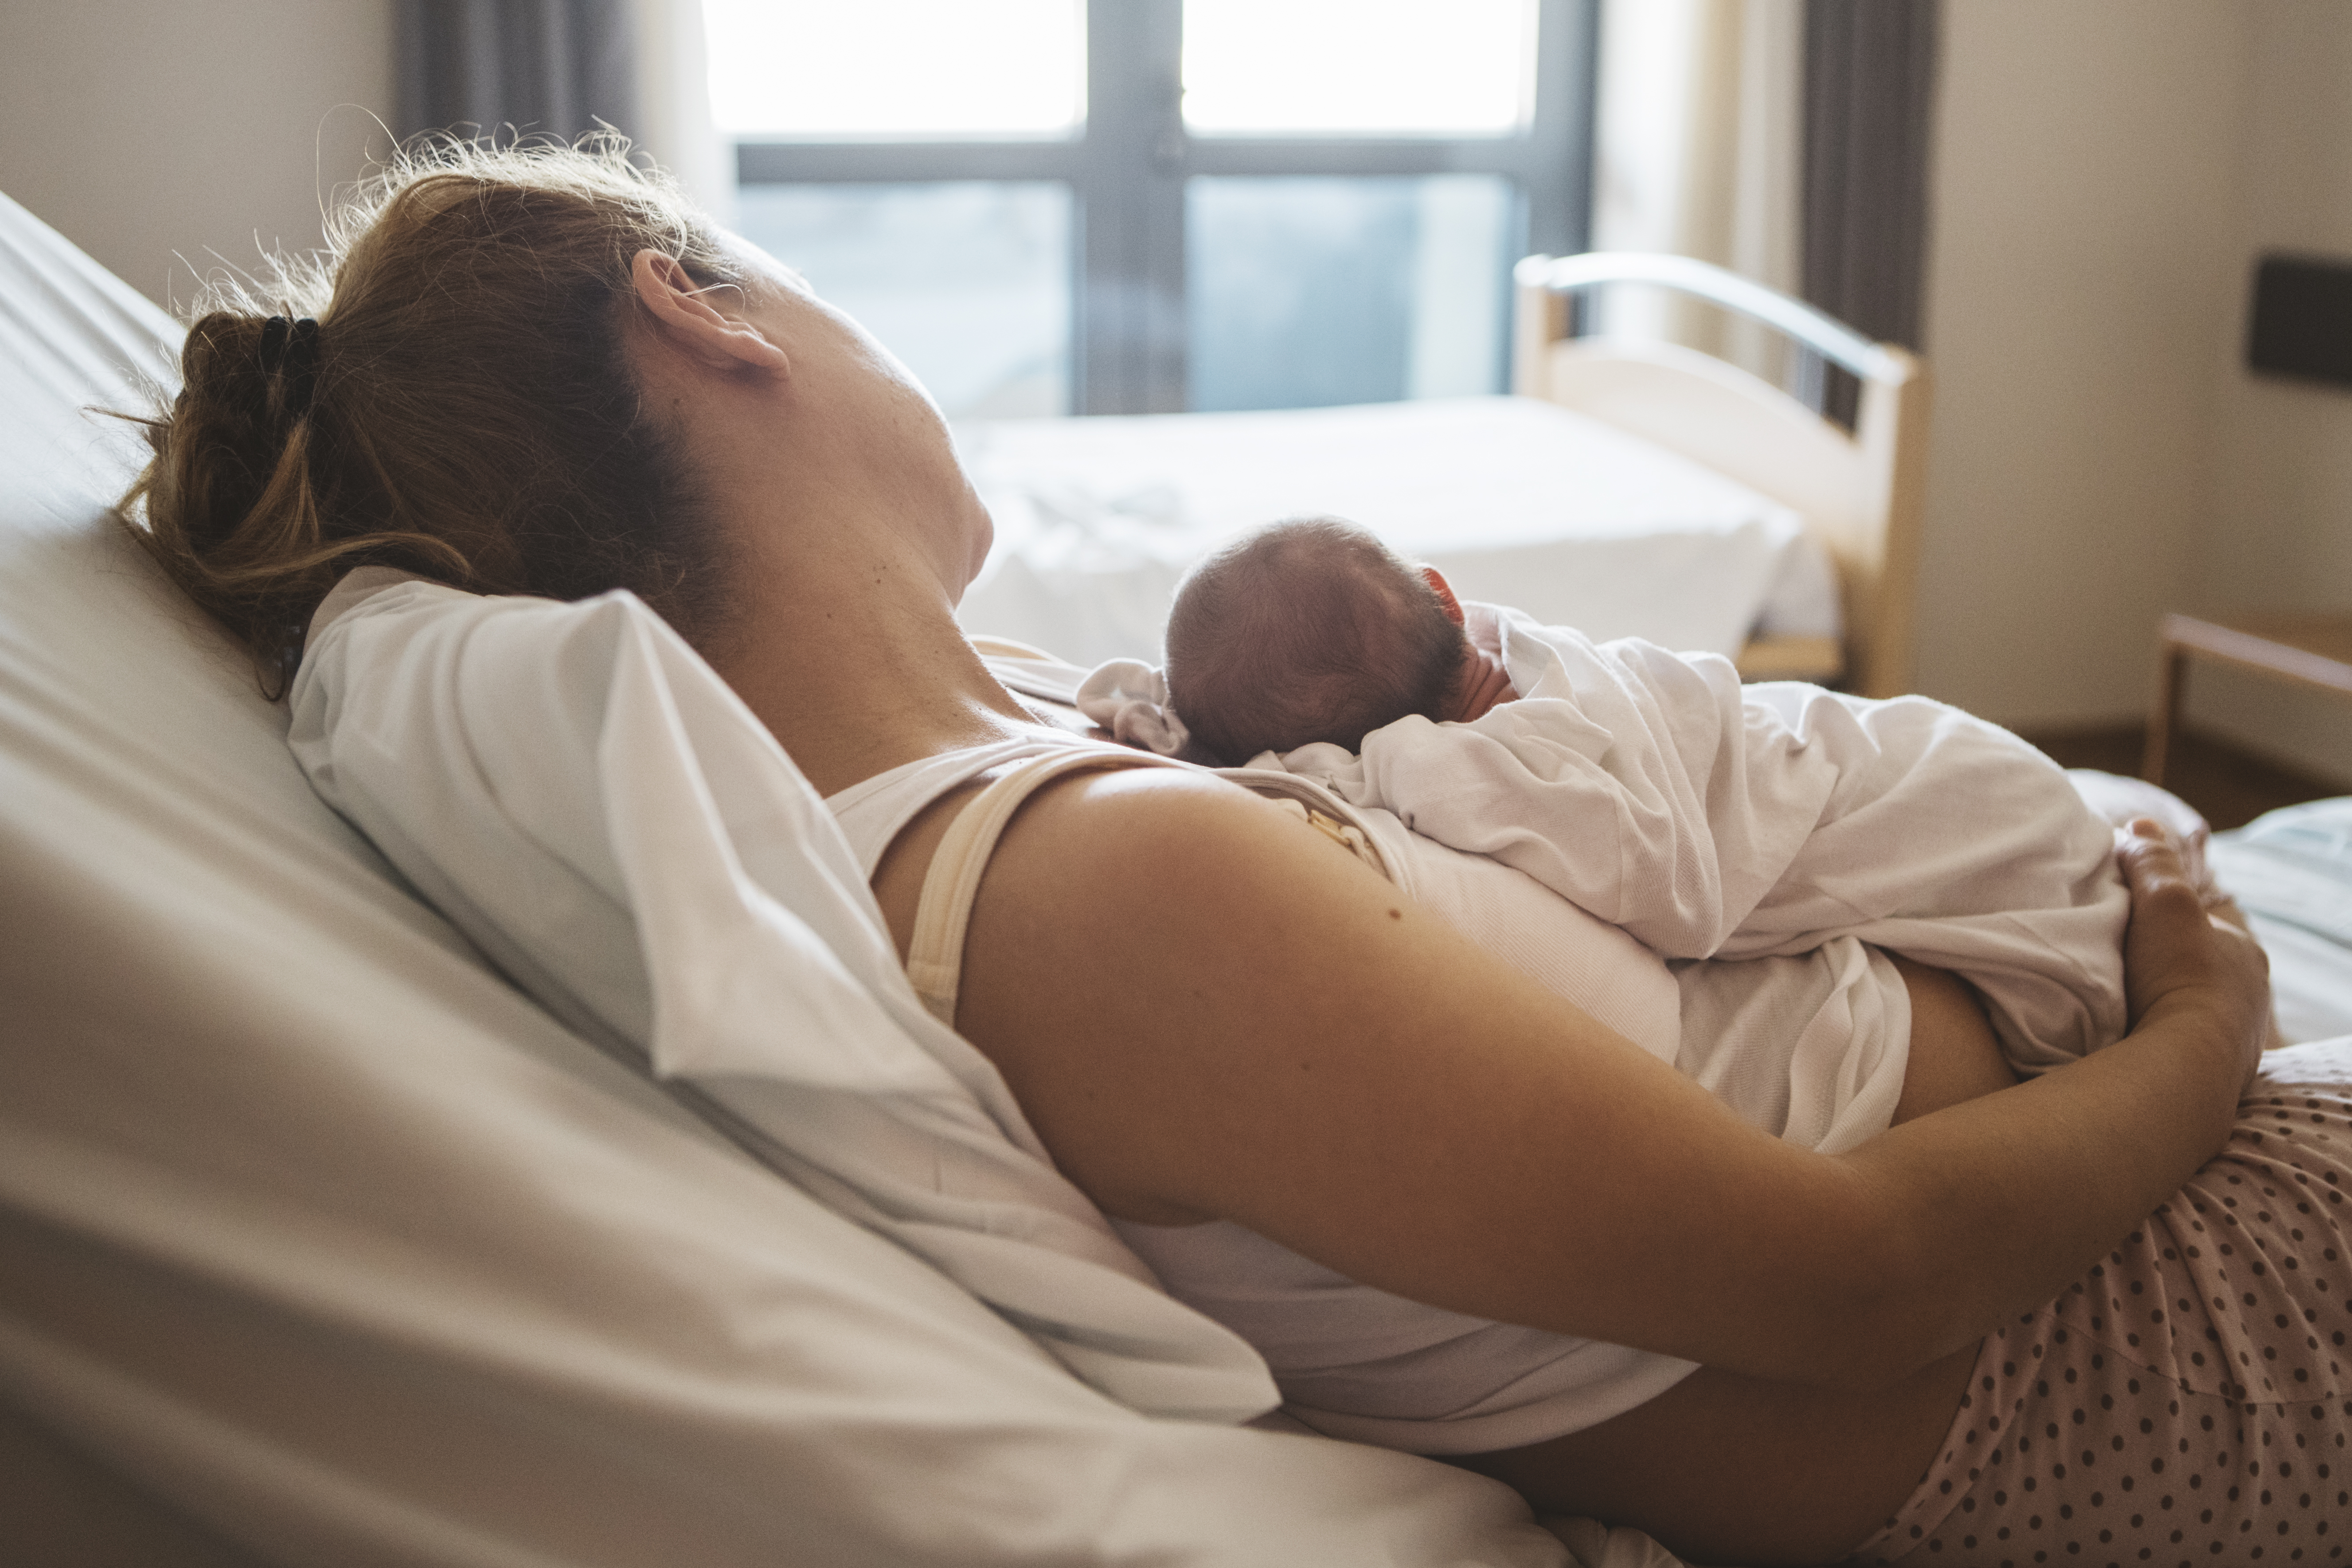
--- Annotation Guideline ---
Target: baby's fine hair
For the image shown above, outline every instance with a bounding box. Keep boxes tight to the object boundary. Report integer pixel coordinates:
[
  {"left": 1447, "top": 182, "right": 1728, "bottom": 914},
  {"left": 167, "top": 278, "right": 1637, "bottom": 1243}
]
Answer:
[{"left": 1165, "top": 516, "right": 1466, "bottom": 765}]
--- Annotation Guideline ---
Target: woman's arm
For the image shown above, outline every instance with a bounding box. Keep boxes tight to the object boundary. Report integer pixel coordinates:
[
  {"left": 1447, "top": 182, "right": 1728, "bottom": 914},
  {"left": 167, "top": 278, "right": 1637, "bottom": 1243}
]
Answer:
[
  {"left": 1819, "top": 821, "right": 2264, "bottom": 1376},
  {"left": 890, "top": 774, "right": 2265, "bottom": 1392}
]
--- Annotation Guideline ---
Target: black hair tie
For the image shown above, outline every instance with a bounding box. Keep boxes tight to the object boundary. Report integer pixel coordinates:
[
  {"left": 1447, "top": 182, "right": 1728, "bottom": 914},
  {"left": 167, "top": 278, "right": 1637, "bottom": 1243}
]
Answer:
[{"left": 259, "top": 314, "right": 321, "bottom": 418}]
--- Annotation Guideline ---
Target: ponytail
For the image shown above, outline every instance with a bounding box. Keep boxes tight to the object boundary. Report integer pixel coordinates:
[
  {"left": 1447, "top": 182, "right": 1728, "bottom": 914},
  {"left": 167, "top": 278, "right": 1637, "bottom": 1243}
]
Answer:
[
  {"left": 117, "top": 134, "right": 741, "bottom": 695},
  {"left": 124, "top": 305, "right": 465, "bottom": 693}
]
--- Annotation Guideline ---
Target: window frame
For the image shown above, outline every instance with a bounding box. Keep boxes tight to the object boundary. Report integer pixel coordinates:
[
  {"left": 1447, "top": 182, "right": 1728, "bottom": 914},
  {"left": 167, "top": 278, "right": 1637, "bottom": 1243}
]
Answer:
[{"left": 732, "top": 0, "right": 1599, "bottom": 415}]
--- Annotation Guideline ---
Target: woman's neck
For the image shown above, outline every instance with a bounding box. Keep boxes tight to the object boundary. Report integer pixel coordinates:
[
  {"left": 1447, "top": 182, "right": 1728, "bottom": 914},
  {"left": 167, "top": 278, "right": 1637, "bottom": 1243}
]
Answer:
[{"left": 708, "top": 512, "right": 1041, "bottom": 799}]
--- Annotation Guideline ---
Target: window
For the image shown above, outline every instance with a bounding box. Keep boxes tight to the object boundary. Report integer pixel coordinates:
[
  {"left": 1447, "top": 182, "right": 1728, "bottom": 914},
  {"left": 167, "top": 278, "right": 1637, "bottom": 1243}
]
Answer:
[{"left": 710, "top": 0, "right": 1597, "bottom": 417}]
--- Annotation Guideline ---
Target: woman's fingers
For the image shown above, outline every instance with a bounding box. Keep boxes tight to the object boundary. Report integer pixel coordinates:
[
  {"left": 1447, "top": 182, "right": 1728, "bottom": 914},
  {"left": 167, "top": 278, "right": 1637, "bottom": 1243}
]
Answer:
[
  {"left": 2117, "top": 818, "right": 2206, "bottom": 1014},
  {"left": 2118, "top": 817, "right": 2200, "bottom": 917},
  {"left": 2118, "top": 818, "right": 2270, "bottom": 1088}
]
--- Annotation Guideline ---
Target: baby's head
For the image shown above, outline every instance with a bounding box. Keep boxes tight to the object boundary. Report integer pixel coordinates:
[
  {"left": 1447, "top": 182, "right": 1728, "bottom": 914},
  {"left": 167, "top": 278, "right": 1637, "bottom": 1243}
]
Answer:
[{"left": 1165, "top": 516, "right": 1467, "bottom": 764}]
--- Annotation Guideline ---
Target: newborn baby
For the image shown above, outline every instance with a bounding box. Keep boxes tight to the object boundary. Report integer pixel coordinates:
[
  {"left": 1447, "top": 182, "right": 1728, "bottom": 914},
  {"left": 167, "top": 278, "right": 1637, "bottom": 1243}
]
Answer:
[
  {"left": 1164, "top": 515, "right": 1509, "bottom": 763},
  {"left": 1081, "top": 516, "right": 2154, "bottom": 1085}
]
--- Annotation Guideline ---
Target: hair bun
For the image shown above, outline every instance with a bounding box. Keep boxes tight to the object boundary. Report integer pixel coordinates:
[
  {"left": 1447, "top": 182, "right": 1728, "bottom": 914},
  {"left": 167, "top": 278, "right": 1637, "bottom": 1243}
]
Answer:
[
  {"left": 117, "top": 135, "right": 737, "bottom": 698},
  {"left": 173, "top": 312, "right": 305, "bottom": 543},
  {"left": 259, "top": 315, "right": 321, "bottom": 417}
]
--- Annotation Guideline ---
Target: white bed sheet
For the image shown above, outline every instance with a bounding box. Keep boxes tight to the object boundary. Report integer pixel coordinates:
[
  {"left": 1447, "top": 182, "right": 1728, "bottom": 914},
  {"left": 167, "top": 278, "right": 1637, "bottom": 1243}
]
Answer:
[
  {"left": 2211, "top": 798, "right": 2352, "bottom": 1045},
  {"left": 953, "top": 395, "right": 1843, "bottom": 670},
  {"left": 0, "top": 187, "right": 1595, "bottom": 1567}
]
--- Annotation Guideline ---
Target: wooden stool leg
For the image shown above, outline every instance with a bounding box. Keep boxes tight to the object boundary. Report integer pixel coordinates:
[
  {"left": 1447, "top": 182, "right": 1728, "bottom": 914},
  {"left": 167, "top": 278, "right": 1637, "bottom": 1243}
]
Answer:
[{"left": 2143, "top": 645, "right": 2186, "bottom": 786}]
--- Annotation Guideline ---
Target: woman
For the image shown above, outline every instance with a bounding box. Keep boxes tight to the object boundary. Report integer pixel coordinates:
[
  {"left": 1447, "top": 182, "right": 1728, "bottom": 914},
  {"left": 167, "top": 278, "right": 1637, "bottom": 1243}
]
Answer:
[{"left": 127, "top": 142, "right": 2308, "bottom": 1566}]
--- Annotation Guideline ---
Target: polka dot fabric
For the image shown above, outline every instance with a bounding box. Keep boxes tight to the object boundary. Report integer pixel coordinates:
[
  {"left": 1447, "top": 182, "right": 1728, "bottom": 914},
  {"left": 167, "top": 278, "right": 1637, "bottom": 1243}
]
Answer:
[{"left": 1849, "top": 1085, "right": 2352, "bottom": 1566}]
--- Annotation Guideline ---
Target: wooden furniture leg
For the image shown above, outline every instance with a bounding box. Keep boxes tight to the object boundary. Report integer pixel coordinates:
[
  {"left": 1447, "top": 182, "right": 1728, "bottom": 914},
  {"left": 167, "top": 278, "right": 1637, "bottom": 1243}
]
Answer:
[
  {"left": 2143, "top": 639, "right": 2187, "bottom": 787},
  {"left": 2141, "top": 611, "right": 2352, "bottom": 790}
]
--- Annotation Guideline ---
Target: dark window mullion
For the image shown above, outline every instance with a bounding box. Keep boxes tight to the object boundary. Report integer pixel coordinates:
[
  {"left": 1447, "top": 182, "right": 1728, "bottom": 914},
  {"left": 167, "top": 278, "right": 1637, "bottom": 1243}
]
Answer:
[
  {"left": 1523, "top": 0, "right": 1599, "bottom": 257},
  {"left": 1077, "top": 0, "right": 1186, "bottom": 414},
  {"left": 735, "top": 141, "right": 1083, "bottom": 185},
  {"left": 1180, "top": 139, "right": 1535, "bottom": 180}
]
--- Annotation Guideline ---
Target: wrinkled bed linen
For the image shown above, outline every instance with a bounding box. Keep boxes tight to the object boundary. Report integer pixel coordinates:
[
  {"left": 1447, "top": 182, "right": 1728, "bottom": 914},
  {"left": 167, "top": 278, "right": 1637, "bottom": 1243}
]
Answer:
[
  {"left": 1338, "top": 790, "right": 1911, "bottom": 1154},
  {"left": 1272, "top": 608, "right": 2131, "bottom": 1087},
  {"left": 2211, "top": 796, "right": 2352, "bottom": 1043},
  {"left": 288, "top": 568, "right": 1280, "bottom": 1425}
]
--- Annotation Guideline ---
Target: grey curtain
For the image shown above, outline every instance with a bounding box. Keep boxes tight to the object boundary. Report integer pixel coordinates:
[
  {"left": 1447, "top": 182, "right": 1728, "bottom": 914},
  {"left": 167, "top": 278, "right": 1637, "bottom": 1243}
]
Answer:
[
  {"left": 1802, "top": 0, "right": 1939, "bottom": 421},
  {"left": 397, "top": 0, "right": 641, "bottom": 145}
]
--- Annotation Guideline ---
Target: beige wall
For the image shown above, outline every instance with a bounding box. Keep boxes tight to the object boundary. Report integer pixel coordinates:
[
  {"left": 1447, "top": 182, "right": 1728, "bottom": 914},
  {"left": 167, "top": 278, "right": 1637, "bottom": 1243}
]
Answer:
[
  {"left": 2187, "top": 0, "right": 2352, "bottom": 784},
  {"left": 1918, "top": 0, "right": 2352, "bottom": 789},
  {"left": 1913, "top": 3, "right": 2251, "bottom": 735},
  {"left": 0, "top": 0, "right": 395, "bottom": 311}
]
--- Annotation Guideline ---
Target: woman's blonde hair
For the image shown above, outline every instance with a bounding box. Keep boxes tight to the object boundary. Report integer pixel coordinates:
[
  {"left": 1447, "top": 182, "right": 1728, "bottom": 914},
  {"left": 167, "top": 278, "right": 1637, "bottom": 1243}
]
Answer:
[{"left": 119, "top": 133, "right": 745, "bottom": 693}]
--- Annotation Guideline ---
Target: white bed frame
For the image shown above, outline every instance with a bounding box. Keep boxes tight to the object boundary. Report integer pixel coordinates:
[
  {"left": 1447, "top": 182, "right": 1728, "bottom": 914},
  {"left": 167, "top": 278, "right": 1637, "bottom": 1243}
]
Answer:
[{"left": 1512, "top": 254, "right": 1931, "bottom": 700}]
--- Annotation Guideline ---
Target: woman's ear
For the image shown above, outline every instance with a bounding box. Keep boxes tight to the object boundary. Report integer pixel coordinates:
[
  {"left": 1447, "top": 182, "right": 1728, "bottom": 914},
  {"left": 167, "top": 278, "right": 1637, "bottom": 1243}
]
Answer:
[
  {"left": 630, "top": 250, "right": 790, "bottom": 375},
  {"left": 1420, "top": 564, "right": 1466, "bottom": 627}
]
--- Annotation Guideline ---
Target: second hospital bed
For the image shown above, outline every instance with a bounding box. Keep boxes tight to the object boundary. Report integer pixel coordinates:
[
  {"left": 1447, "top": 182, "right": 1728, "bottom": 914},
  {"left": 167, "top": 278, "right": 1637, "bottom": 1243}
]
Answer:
[{"left": 953, "top": 251, "right": 1929, "bottom": 700}]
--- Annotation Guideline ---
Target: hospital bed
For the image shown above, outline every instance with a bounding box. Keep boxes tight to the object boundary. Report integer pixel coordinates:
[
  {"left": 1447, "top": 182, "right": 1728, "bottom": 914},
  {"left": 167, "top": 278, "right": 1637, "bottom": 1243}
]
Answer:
[
  {"left": 0, "top": 187, "right": 1602, "bottom": 1568},
  {"left": 5, "top": 185, "right": 2349, "bottom": 1568},
  {"left": 954, "top": 250, "right": 1926, "bottom": 699}
]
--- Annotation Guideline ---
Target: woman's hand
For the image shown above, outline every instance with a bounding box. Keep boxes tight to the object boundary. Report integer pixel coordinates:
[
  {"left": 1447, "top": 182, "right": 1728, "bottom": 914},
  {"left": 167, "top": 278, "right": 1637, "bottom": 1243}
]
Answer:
[{"left": 2118, "top": 818, "right": 2269, "bottom": 1094}]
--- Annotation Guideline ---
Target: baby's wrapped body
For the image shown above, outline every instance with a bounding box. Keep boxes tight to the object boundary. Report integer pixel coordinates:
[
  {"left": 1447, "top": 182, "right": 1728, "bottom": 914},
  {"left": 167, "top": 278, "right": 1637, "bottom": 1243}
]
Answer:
[{"left": 1264, "top": 606, "right": 2131, "bottom": 1112}]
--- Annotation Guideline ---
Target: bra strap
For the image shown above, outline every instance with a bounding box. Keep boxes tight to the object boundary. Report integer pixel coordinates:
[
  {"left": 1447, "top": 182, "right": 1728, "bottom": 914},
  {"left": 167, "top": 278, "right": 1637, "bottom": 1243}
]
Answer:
[{"left": 905, "top": 748, "right": 1184, "bottom": 1024}]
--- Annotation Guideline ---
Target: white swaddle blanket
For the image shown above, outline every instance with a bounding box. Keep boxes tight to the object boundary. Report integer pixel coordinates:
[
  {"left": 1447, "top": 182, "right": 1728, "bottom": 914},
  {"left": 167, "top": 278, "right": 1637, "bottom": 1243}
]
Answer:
[
  {"left": 1076, "top": 604, "right": 2126, "bottom": 1144},
  {"left": 287, "top": 569, "right": 1280, "bottom": 1426},
  {"left": 1066, "top": 645, "right": 1917, "bottom": 1154},
  {"left": 1332, "top": 794, "right": 1911, "bottom": 1156},
  {"left": 1275, "top": 608, "right": 2131, "bottom": 1078}
]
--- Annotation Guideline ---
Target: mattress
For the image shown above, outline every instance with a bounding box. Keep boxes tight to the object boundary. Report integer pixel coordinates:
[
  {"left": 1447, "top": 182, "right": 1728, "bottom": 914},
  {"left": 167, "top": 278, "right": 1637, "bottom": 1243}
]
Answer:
[{"left": 953, "top": 394, "right": 1842, "bottom": 670}]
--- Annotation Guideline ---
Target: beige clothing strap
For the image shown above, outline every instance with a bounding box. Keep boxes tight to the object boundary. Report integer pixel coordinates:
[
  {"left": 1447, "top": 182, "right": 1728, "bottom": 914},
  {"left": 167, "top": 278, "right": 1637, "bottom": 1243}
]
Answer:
[
  {"left": 903, "top": 749, "right": 1396, "bottom": 1026},
  {"left": 906, "top": 748, "right": 1182, "bottom": 1024}
]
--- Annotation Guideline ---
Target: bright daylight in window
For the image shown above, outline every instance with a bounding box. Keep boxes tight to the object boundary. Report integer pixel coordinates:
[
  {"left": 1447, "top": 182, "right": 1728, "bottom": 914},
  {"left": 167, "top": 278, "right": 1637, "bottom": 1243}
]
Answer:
[
  {"left": 706, "top": 0, "right": 1083, "bottom": 139},
  {"left": 705, "top": 0, "right": 1547, "bottom": 419},
  {"left": 1181, "top": 0, "right": 1532, "bottom": 136}
]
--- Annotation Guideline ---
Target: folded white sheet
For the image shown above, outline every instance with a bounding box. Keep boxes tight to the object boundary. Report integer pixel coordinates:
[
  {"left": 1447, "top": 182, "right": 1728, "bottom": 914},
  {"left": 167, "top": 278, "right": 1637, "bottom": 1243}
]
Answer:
[
  {"left": 1028, "top": 646, "right": 1911, "bottom": 1153},
  {"left": 290, "top": 571, "right": 1281, "bottom": 1423},
  {"left": 2212, "top": 797, "right": 2352, "bottom": 1044}
]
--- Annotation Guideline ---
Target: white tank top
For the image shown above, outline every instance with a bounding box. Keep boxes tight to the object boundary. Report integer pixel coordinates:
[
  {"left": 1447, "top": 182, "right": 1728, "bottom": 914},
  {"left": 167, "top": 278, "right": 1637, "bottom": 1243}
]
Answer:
[{"left": 824, "top": 731, "right": 1700, "bottom": 1457}]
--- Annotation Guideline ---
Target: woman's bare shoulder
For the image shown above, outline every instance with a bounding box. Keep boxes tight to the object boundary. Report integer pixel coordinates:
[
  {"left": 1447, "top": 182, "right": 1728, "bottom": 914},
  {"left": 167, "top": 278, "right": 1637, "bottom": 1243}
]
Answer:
[
  {"left": 953, "top": 762, "right": 1880, "bottom": 1355},
  {"left": 936, "top": 761, "right": 2246, "bottom": 1394},
  {"left": 880, "top": 759, "right": 1397, "bottom": 954},
  {"left": 1007, "top": 762, "right": 1375, "bottom": 896}
]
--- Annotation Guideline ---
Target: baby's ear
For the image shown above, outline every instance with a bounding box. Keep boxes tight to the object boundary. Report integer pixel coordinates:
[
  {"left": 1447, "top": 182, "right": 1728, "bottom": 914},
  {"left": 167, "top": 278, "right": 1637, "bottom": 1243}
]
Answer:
[{"left": 1420, "top": 565, "right": 1465, "bottom": 627}]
